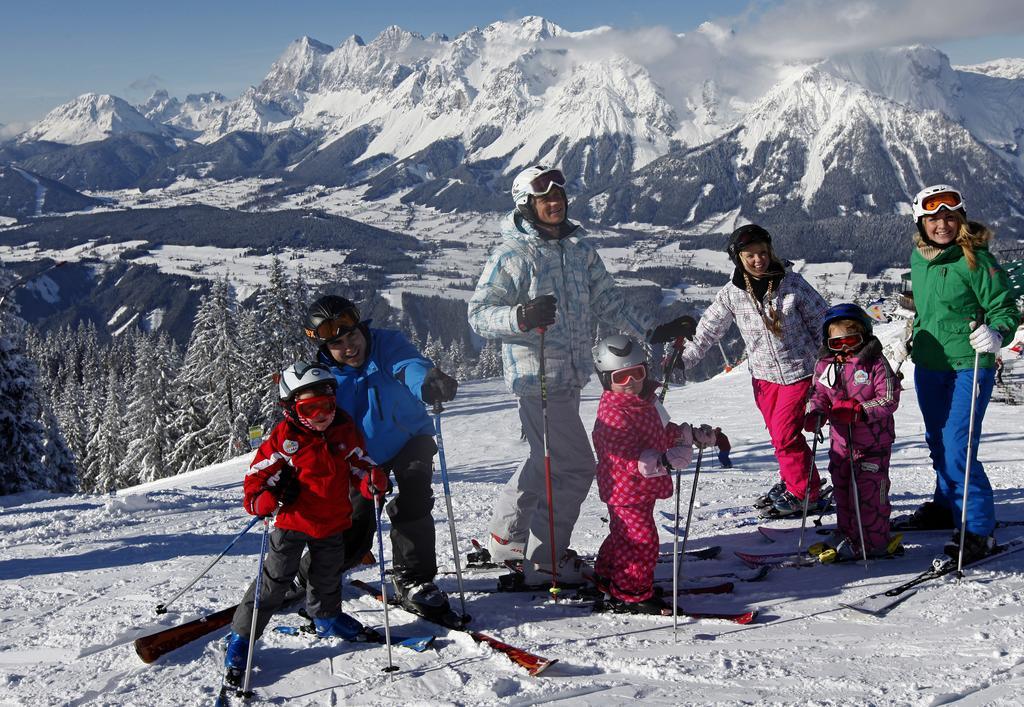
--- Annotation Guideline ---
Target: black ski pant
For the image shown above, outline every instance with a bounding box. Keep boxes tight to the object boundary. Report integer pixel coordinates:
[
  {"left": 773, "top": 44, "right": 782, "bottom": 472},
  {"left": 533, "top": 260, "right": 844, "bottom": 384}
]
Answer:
[
  {"left": 299, "top": 434, "right": 439, "bottom": 586},
  {"left": 230, "top": 528, "right": 346, "bottom": 640}
]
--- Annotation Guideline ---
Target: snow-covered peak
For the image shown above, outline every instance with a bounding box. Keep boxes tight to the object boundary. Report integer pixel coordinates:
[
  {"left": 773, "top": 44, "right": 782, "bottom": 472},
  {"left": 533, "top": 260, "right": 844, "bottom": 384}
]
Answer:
[
  {"left": 259, "top": 36, "right": 335, "bottom": 94},
  {"left": 140, "top": 90, "right": 230, "bottom": 135},
  {"left": 957, "top": 57, "right": 1024, "bottom": 80},
  {"left": 19, "top": 93, "right": 167, "bottom": 145},
  {"left": 483, "top": 16, "right": 566, "bottom": 43},
  {"left": 820, "top": 45, "right": 961, "bottom": 116}
]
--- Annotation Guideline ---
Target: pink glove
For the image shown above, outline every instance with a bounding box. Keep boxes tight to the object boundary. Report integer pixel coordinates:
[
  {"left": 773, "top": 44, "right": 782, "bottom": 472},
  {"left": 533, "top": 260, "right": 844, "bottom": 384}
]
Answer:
[
  {"left": 638, "top": 449, "right": 670, "bottom": 478},
  {"left": 691, "top": 424, "right": 716, "bottom": 449},
  {"left": 803, "top": 411, "right": 824, "bottom": 433},
  {"left": 674, "top": 422, "right": 693, "bottom": 447},
  {"left": 664, "top": 444, "right": 693, "bottom": 470},
  {"left": 830, "top": 400, "right": 863, "bottom": 426}
]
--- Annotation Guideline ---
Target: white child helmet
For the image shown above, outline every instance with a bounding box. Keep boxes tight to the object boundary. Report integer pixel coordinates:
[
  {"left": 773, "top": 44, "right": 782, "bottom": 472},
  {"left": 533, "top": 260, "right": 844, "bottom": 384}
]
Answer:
[{"left": 277, "top": 361, "right": 336, "bottom": 401}]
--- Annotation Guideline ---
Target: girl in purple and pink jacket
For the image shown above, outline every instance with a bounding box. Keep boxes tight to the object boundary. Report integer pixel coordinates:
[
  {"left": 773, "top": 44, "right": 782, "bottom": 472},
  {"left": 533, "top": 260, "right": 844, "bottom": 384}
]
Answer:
[{"left": 805, "top": 304, "right": 901, "bottom": 559}]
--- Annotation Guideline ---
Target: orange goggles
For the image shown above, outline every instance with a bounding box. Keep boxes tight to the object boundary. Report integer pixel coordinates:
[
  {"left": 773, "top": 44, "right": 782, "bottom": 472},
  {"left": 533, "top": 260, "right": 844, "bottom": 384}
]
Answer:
[
  {"left": 827, "top": 333, "right": 863, "bottom": 352},
  {"left": 304, "top": 309, "right": 360, "bottom": 342},
  {"left": 610, "top": 364, "right": 647, "bottom": 385},
  {"left": 294, "top": 394, "right": 336, "bottom": 418},
  {"left": 920, "top": 191, "right": 963, "bottom": 215}
]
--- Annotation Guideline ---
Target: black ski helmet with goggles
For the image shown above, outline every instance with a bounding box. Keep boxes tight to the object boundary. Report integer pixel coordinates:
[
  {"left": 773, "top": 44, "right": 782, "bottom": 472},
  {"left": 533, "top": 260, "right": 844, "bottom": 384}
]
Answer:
[
  {"left": 304, "top": 295, "right": 363, "bottom": 345},
  {"left": 727, "top": 224, "right": 772, "bottom": 265}
]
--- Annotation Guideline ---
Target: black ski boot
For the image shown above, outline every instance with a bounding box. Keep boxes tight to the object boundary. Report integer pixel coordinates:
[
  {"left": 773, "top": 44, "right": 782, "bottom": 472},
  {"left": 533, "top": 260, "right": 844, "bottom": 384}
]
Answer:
[
  {"left": 599, "top": 594, "right": 671, "bottom": 616},
  {"left": 943, "top": 530, "right": 997, "bottom": 565},
  {"left": 892, "top": 501, "right": 955, "bottom": 531},
  {"left": 753, "top": 481, "right": 786, "bottom": 509}
]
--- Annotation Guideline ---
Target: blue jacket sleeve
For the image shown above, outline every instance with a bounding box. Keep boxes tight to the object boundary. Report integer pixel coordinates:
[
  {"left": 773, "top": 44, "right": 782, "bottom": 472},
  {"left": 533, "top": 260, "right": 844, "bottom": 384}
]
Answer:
[{"left": 372, "top": 329, "right": 434, "bottom": 402}]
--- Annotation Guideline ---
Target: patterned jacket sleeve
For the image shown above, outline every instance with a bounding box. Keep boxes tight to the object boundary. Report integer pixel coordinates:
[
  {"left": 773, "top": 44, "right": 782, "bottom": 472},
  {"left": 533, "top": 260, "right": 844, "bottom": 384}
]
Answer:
[
  {"left": 586, "top": 243, "right": 653, "bottom": 339},
  {"left": 243, "top": 427, "right": 289, "bottom": 515},
  {"left": 806, "top": 360, "right": 832, "bottom": 416},
  {"left": 860, "top": 356, "right": 901, "bottom": 423},
  {"left": 681, "top": 285, "right": 735, "bottom": 369},
  {"left": 468, "top": 248, "right": 527, "bottom": 338}
]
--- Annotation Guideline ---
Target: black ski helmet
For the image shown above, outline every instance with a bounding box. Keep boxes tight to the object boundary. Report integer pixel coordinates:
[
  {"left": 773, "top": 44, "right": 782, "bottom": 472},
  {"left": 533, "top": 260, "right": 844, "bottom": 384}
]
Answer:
[
  {"left": 304, "top": 295, "right": 362, "bottom": 344},
  {"left": 727, "top": 224, "right": 772, "bottom": 264},
  {"left": 821, "top": 303, "right": 873, "bottom": 343}
]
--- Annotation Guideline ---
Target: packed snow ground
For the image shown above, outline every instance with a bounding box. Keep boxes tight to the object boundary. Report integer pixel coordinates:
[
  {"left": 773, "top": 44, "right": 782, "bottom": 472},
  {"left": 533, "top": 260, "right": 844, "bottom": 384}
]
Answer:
[{"left": 2, "top": 343, "right": 1024, "bottom": 705}]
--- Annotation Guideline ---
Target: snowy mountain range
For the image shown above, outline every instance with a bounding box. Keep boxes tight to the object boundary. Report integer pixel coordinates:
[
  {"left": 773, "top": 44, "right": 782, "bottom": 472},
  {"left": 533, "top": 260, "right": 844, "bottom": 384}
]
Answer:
[{"left": 4, "top": 16, "right": 1024, "bottom": 235}]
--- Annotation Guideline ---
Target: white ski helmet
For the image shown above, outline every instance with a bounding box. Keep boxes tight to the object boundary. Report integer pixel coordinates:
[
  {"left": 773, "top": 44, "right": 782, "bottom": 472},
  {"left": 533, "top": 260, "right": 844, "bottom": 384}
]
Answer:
[
  {"left": 277, "top": 361, "right": 337, "bottom": 401},
  {"left": 912, "top": 184, "right": 965, "bottom": 221},
  {"left": 593, "top": 334, "right": 647, "bottom": 388},
  {"left": 511, "top": 165, "right": 567, "bottom": 207}
]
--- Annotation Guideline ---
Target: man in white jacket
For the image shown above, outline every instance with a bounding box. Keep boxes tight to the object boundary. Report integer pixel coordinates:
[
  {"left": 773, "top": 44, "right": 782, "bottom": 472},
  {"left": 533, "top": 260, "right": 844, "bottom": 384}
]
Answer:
[{"left": 468, "top": 165, "right": 693, "bottom": 585}]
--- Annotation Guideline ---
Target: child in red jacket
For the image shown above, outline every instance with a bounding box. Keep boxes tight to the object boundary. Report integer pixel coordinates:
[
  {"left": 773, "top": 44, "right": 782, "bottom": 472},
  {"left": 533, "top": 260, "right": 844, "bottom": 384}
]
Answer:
[
  {"left": 591, "top": 335, "right": 715, "bottom": 614},
  {"left": 223, "top": 361, "right": 389, "bottom": 686}
]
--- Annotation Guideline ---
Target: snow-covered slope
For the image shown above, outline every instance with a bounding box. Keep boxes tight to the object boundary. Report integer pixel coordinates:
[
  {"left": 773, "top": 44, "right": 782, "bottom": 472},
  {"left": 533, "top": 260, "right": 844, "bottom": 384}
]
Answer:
[
  {"left": 18, "top": 93, "right": 170, "bottom": 145},
  {"left": 2, "top": 349, "right": 1023, "bottom": 705},
  {"left": 958, "top": 57, "right": 1024, "bottom": 81}
]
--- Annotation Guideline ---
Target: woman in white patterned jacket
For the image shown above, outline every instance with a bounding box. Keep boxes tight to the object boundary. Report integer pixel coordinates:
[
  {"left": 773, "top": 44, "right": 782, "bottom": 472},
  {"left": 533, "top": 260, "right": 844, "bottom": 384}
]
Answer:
[{"left": 672, "top": 224, "right": 830, "bottom": 517}]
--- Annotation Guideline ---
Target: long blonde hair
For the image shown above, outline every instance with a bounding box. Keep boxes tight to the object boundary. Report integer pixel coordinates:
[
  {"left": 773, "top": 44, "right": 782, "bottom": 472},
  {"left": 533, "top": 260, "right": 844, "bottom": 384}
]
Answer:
[{"left": 939, "top": 210, "right": 990, "bottom": 271}]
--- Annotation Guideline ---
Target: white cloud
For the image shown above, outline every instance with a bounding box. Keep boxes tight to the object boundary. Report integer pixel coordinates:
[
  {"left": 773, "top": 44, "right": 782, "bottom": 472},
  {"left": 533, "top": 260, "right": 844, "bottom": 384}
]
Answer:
[
  {"left": 724, "top": 0, "right": 1024, "bottom": 60},
  {"left": 0, "top": 121, "right": 34, "bottom": 139}
]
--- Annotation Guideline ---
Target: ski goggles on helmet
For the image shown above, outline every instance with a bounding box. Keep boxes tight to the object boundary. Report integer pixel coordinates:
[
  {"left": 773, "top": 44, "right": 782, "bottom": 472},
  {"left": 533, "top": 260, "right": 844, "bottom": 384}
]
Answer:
[
  {"left": 919, "top": 190, "right": 963, "bottom": 216},
  {"left": 827, "top": 333, "right": 863, "bottom": 352},
  {"left": 305, "top": 306, "right": 361, "bottom": 343},
  {"left": 610, "top": 363, "right": 647, "bottom": 385},
  {"left": 526, "top": 169, "right": 566, "bottom": 197},
  {"left": 294, "top": 394, "right": 336, "bottom": 419}
]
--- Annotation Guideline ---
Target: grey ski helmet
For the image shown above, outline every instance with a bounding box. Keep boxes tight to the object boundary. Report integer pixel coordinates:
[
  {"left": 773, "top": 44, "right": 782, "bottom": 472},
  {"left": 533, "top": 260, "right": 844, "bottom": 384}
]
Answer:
[{"left": 593, "top": 334, "right": 647, "bottom": 389}]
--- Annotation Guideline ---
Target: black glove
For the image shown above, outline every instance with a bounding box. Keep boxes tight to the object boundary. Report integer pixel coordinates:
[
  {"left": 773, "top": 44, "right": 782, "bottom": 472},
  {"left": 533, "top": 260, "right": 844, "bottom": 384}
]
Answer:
[
  {"left": 650, "top": 315, "right": 697, "bottom": 344},
  {"left": 422, "top": 367, "right": 459, "bottom": 405},
  {"left": 517, "top": 295, "right": 557, "bottom": 331},
  {"left": 275, "top": 469, "right": 301, "bottom": 507}
]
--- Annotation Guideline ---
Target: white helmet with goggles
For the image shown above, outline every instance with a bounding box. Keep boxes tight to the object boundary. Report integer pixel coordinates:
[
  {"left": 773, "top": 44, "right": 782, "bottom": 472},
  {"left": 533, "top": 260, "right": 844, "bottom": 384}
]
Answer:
[
  {"left": 277, "top": 361, "right": 337, "bottom": 401},
  {"left": 912, "top": 184, "right": 965, "bottom": 220},
  {"left": 511, "top": 165, "right": 567, "bottom": 207}
]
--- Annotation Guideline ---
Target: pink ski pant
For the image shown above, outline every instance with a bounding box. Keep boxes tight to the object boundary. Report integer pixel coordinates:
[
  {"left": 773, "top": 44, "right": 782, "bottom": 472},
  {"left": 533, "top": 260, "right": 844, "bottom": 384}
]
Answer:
[
  {"left": 752, "top": 377, "right": 820, "bottom": 500},
  {"left": 829, "top": 447, "right": 892, "bottom": 553},
  {"left": 595, "top": 502, "right": 659, "bottom": 602}
]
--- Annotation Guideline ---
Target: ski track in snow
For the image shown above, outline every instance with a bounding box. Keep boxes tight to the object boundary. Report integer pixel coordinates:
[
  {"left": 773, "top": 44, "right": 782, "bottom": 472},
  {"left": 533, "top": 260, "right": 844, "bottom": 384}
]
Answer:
[{"left": 1, "top": 346, "right": 1023, "bottom": 705}]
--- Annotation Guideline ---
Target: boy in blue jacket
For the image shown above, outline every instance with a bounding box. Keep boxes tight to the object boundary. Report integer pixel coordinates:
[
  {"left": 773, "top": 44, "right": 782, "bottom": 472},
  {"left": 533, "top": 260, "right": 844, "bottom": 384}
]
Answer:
[{"left": 303, "top": 295, "right": 459, "bottom": 618}]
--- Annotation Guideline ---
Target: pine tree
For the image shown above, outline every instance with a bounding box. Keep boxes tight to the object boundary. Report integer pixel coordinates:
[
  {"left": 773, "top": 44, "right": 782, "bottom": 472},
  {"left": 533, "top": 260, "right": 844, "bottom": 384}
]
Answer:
[
  {"left": 0, "top": 324, "right": 52, "bottom": 495},
  {"left": 169, "top": 278, "right": 247, "bottom": 473},
  {"left": 117, "top": 333, "right": 179, "bottom": 485},
  {"left": 83, "top": 369, "right": 127, "bottom": 493}
]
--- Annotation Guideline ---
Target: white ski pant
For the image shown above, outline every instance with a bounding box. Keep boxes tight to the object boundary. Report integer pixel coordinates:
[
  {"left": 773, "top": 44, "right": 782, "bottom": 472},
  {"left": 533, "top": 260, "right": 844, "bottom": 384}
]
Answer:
[{"left": 488, "top": 388, "right": 596, "bottom": 566}]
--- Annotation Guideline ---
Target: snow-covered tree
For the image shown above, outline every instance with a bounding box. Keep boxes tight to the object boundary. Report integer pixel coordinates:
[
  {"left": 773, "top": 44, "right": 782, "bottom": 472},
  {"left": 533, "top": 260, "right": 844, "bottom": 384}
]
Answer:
[
  {"left": 82, "top": 369, "right": 127, "bottom": 493},
  {"left": 117, "top": 333, "right": 180, "bottom": 485},
  {"left": 0, "top": 329, "right": 52, "bottom": 495}
]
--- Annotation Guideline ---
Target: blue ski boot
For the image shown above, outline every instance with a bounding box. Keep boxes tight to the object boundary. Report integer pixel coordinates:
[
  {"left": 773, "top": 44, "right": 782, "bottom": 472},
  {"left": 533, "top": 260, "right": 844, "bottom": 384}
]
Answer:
[
  {"left": 314, "top": 613, "right": 380, "bottom": 642},
  {"left": 223, "top": 632, "right": 248, "bottom": 687}
]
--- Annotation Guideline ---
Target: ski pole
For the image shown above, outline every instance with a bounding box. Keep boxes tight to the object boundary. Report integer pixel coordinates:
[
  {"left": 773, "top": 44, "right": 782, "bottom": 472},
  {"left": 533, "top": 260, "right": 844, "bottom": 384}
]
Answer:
[
  {"left": 956, "top": 346, "right": 983, "bottom": 579},
  {"left": 717, "top": 341, "right": 733, "bottom": 372},
  {"left": 846, "top": 424, "right": 869, "bottom": 569},
  {"left": 796, "top": 420, "right": 823, "bottom": 555},
  {"left": 660, "top": 348, "right": 682, "bottom": 404},
  {"left": 673, "top": 446, "right": 703, "bottom": 636},
  {"left": 240, "top": 517, "right": 270, "bottom": 698},
  {"left": 156, "top": 515, "right": 261, "bottom": 614},
  {"left": 373, "top": 489, "right": 398, "bottom": 673},
  {"left": 432, "top": 401, "right": 468, "bottom": 621},
  {"left": 538, "top": 327, "right": 559, "bottom": 599}
]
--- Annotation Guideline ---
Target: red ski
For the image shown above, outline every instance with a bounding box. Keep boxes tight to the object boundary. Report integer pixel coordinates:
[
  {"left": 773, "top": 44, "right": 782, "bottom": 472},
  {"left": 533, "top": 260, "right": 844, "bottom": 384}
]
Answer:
[
  {"left": 134, "top": 605, "right": 236, "bottom": 664},
  {"left": 350, "top": 579, "right": 557, "bottom": 676}
]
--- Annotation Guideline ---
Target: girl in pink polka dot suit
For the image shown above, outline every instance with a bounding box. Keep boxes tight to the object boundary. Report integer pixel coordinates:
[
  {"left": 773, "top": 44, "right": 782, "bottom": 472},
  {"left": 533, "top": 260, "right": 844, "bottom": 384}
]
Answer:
[{"left": 591, "top": 335, "right": 716, "bottom": 614}]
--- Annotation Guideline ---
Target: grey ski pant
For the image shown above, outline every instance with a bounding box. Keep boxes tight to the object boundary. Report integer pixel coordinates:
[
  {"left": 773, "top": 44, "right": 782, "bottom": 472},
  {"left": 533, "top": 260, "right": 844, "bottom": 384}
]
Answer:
[
  {"left": 230, "top": 528, "right": 345, "bottom": 639},
  {"left": 488, "top": 387, "right": 596, "bottom": 565}
]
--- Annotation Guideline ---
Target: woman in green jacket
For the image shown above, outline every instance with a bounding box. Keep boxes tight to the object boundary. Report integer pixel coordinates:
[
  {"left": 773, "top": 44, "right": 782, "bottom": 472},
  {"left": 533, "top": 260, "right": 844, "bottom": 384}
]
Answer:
[{"left": 907, "top": 184, "right": 1020, "bottom": 563}]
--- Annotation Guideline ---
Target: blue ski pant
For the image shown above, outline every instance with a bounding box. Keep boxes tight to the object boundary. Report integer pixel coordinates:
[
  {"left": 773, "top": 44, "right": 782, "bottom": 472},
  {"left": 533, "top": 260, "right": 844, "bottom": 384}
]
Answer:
[{"left": 914, "top": 365, "right": 996, "bottom": 537}]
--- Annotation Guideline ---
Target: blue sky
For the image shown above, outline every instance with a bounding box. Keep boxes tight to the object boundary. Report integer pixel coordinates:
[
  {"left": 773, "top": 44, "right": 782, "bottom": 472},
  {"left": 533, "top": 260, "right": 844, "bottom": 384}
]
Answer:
[{"left": 2, "top": 0, "right": 1024, "bottom": 130}]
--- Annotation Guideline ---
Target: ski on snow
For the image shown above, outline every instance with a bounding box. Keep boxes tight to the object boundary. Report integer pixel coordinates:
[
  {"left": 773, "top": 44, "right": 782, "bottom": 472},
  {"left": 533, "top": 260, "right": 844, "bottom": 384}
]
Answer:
[
  {"left": 463, "top": 539, "right": 721, "bottom": 573},
  {"left": 587, "top": 598, "right": 758, "bottom": 624},
  {"left": 349, "top": 578, "right": 558, "bottom": 676},
  {"left": 759, "top": 519, "right": 1024, "bottom": 543},
  {"left": 272, "top": 624, "right": 436, "bottom": 652},
  {"left": 842, "top": 537, "right": 1024, "bottom": 616}
]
